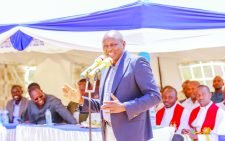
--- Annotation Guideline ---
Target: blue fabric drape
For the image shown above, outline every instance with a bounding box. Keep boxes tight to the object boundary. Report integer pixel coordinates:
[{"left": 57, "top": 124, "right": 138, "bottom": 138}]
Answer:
[
  {"left": 1, "top": 1, "right": 225, "bottom": 51},
  {"left": 0, "top": 24, "right": 17, "bottom": 33},
  {"left": 25, "top": 2, "right": 225, "bottom": 31},
  {"left": 1, "top": 2, "right": 225, "bottom": 31},
  {"left": 10, "top": 30, "right": 33, "bottom": 51}
]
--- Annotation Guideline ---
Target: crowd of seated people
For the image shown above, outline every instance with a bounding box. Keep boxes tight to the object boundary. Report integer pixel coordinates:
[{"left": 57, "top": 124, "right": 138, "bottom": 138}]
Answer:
[
  {"left": 3, "top": 75, "right": 225, "bottom": 140},
  {"left": 5, "top": 79, "right": 100, "bottom": 125},
  {"left": 157, "top": 75, "right": 225, "bottom": 141}
]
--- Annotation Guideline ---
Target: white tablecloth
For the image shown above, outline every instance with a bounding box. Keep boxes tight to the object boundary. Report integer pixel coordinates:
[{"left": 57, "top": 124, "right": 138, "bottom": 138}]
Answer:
[
  {"left": 0, "top": 124, "right": 16, "bottom": 141},
  {"left": 0, "top": 125, "right": 7, "bottom": 141},
  {"left": 16, "top": 124, "right": 175, "bottom": 141},
  {"left": 16, "top": 124, "right": 102, "bottom": 141}
]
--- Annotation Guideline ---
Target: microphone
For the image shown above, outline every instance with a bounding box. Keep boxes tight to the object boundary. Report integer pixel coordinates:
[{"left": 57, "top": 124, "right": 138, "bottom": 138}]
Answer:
[
  {"left": 88, "top": 57, "right": 113, "bottom": 78},
  {"left": 80, "top": 55, "right": 105, "bottom": 78}
]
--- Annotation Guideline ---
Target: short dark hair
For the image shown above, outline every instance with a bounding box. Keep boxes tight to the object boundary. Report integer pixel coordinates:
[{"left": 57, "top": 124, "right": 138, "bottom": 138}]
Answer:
[
  {"left": 11, "top": 84, "right": 22, "bottom": 90},
  {"left": 28, "top": 82, "right": 41, "bottom": 93},
  {"left": 78, "top": 78, "right": 86, "bottom": 84},
  {"left": 161, "top": 85, "right": 177, "bottom": 94},
  {"left": 197, "top": 85, "right": 210, "bottom": 93},
  {"left": 77, "top": 78, "right": 93, "bottom": 89}
]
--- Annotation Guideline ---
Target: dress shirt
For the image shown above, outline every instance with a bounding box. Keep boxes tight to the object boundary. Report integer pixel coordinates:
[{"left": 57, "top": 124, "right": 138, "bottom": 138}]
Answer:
[
  {"left": 216, "top": 100, "right": 225, "bottom": 111},
  {"left": 182, "top": 98, "right": 200, "bottom": 112},
  {"left": 160, "top": 102, "right": 189, "bottom": 134},
  {"left": 103, "top": 52, "right": 124, "bottom": 123},
  {"left": 13, "top": 101, "right": 21, "bottom": 123}
]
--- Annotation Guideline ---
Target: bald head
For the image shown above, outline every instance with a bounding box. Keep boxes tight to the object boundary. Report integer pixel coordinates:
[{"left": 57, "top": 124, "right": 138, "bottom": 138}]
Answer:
[
  {"left": 213, "top": 75, "right": 223, "bottom": 81},
  {"left": 190, "top": 81, "right": 200, "bottom": 87},
  {"left": 196, "top": 85, "right": 212, "bottom": 107},
  {"left": 189, "top": 80, "right": 200, "bottom": 101},
  {"left": 103, "top": 30, "right": 124, "bottom": 42},
  {"left": 29, "top": 88, "right": 46, "bottom": 108},
  {"left": 182, "top": 80, "right": 190, "bottom": 98}
]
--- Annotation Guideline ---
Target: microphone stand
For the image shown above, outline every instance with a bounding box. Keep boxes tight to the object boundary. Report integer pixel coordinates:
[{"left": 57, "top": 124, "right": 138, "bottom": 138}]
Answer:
[{"left": 85, "top": 76, "right": 97, "bottom": 141}]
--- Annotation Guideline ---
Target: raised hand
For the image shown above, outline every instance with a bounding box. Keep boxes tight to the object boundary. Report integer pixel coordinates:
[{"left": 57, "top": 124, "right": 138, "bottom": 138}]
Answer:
[{"left": 62, "top": 84, "right": 81, "bottom": 103}]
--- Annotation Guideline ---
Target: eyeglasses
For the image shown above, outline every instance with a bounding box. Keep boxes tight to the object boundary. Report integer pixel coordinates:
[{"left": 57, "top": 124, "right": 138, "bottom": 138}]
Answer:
[{"left": 33, "top": 95, "right": 44, "bottom": 102}]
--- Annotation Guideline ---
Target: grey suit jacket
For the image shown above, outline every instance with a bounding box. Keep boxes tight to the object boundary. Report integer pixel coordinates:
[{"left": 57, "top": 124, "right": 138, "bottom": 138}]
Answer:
[
  {"left": 82, "top": 51, "right": 161, "bottom": 141},
  {"left": 26, "top": 94, "right": 76, "bottom": 124},
  {"left": 6, "top": 97, "right": 28, "bottom": 123}
]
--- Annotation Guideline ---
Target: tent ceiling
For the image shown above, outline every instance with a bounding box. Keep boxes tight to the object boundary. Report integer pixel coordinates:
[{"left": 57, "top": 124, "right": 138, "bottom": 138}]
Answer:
[
  {"left": 1, "top": 0, "right": 225, "bottom": 57},
  {"left": 0, "top": 0, "right": 137, "bottom": 24}
]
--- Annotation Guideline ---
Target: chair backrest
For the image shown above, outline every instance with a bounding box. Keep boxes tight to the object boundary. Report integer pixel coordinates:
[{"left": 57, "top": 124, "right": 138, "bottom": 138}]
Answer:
[{"left": 219, "top": 135, "right": 225, "bottom": 141}]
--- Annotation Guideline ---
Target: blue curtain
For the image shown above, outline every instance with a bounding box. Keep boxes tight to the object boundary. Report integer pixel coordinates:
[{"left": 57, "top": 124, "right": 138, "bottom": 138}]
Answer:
[
  {"left": 10, "top": 30, "right": 33, "bottom": 51},
  {"left": 0, "top": 24, "right": 17, "bottom": 33},
  {"left": 25, "top": 2, "right": 225, "bottom": 31}
]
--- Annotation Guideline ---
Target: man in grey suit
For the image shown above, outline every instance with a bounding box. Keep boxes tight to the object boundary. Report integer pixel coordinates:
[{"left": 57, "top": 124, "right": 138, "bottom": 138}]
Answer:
[
  {"left": 26, "top": 82, "right": 76, "bottom": 124},
  {"left": 6, "top": 84, "right": 28, "bottom": 123},
  {"left": 64, "top": 30, "right": 161, "bottom": 141}
]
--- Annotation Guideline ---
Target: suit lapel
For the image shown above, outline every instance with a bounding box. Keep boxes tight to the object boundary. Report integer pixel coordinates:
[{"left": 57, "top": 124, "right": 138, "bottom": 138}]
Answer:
[
  {"left": 8, "top": 100, "right": 14, "bottom": 121},
  {"left": 112, "top": 52, "right": 131, "bottom": 95}
]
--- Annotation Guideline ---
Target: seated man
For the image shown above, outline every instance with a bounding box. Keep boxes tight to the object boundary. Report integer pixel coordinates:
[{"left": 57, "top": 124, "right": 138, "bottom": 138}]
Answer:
[
  {"left": 182, "top": 81, "right": 200, "bottom": 112},
  {"left": 26, "top": 82, "right": 76, "bottom": 124},
  {"left": 216, "top": 87, "right": 225, "bottom": 111},
  {"left": 211, "top": 75, "right": 224, "bottom": 103},
  {"left": 156, "top": 86, "right": 189, "bottom": 134},
  {"left": 66, "top": 79, "right": 90, "bottom": 123},
  {"left": 182, "top": 85, "right": 225, "bottom": 140},
  {"left": 66, "top": 78, "right": 100, "bottom": 123},
  {"left": 179, "top": 80, "right": 191, "bottom": 103},
  {"left": 6, "top": 84, "right": 28, "bottom": 123}
]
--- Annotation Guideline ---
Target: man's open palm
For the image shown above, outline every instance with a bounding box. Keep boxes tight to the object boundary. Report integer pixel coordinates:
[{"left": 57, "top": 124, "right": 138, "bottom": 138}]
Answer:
[{"left": 62, "top": 84, "right": 81, "bottom": 103}]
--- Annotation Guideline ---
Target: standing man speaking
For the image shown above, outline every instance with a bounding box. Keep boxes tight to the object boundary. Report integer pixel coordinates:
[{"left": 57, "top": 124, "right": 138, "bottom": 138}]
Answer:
[{"left": 64, "top": 30, "right": 161, "bottom": 141}]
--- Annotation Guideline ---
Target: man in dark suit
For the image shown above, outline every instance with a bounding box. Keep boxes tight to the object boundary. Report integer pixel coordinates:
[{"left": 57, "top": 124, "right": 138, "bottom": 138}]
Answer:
[{"left": 64, "top": 30, "right": 161, "bottom": 141}]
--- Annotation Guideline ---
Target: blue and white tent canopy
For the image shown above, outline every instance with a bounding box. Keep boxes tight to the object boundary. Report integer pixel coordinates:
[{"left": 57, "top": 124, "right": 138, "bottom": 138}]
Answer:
[{"left": 1, "top": 0, "right": 225, "bottom": 53}]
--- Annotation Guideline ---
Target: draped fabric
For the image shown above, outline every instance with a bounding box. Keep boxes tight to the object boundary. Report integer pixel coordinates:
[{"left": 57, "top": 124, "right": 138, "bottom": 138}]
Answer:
[
  {"left": 10, "top": 30, "right": 33, "bottom": 51},
  {"left": 1, "top": 1, "right": 225, "bottom": 51},
  {"left": 0, "top": 25, "right": 17, "bottom": 34},
  {"left": 13, "top": 2, "right": 225, "bottom": 31}
]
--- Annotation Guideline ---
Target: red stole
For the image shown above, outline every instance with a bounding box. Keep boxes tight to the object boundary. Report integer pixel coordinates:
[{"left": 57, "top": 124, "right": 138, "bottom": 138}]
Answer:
[
  {"left": 156, "top": 104, "right": 184, "bottom": 129},
  {"left": 189, "top": 103, "right": 219, "bottom": 132}
]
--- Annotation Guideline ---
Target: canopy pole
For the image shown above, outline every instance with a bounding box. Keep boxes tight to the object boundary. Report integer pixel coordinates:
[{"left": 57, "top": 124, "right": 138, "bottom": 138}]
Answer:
[{"left": 157, "top": 56, "right": 163, "bottom": 90}]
